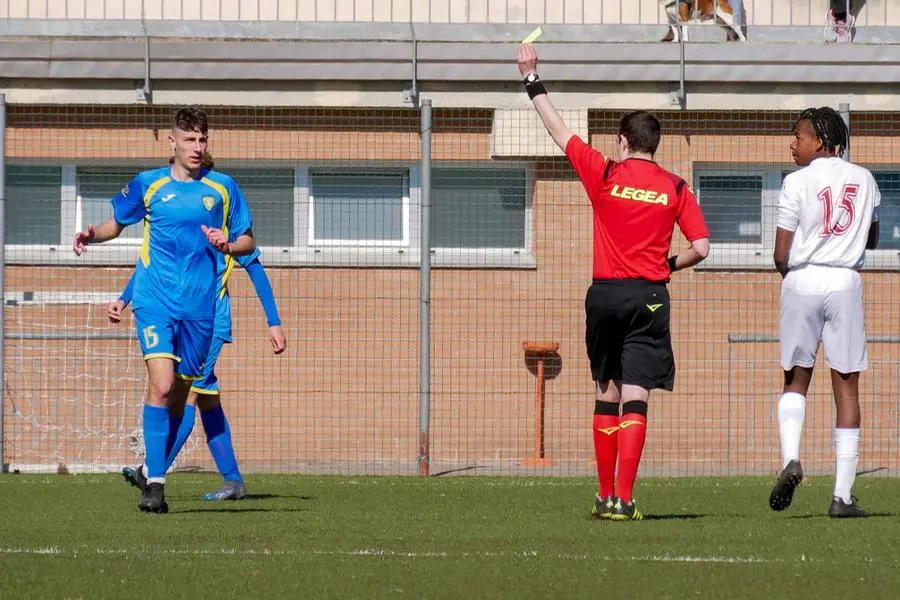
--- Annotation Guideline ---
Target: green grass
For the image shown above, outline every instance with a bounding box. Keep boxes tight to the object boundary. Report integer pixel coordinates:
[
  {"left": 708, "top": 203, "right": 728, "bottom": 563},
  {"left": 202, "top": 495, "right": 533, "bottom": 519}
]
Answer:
[{"left": 0, "top": 474, "right": 897, "bottom": 599}]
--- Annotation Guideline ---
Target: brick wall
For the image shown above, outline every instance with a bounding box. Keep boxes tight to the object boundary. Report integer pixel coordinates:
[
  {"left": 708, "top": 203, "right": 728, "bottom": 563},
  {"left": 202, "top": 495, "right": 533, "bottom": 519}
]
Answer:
[{"left": 4, "top": 106, "right": 899, "bottom": 476}]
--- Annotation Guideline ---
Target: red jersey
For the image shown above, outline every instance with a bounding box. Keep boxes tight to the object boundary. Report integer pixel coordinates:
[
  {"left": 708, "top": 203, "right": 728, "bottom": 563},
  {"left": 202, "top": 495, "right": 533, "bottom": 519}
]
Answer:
[{"left": 565, "top": 136, "right": 709, "bottom": 282}]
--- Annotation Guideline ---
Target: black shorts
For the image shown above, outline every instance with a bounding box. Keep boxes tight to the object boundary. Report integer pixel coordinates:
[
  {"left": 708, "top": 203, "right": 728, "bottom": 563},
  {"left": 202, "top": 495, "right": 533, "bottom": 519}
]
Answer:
[{"left": 584, "top": 279, "right": 675, "bottom": 391}]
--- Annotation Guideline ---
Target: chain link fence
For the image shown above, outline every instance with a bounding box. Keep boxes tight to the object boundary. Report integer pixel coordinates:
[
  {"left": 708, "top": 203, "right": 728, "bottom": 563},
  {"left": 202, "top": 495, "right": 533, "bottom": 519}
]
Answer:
[{"left": 2, "top": 99, "right": 899, "bottom": 477}]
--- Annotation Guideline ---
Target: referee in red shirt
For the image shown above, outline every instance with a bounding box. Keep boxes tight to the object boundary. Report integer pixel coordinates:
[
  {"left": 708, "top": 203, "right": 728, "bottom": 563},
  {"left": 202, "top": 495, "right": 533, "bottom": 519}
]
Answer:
[{"left": 518, "top": 44, "right": 710, "bottom": 521}]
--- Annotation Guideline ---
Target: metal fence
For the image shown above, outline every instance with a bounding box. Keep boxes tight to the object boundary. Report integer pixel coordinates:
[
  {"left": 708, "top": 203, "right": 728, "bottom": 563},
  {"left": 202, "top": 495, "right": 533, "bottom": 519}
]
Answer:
[
  {"left": 0, "top": 0, "right": 886, "bottom": 27},
  {"left": 2, "top": 97, "right": 900, "bottom": 477}
]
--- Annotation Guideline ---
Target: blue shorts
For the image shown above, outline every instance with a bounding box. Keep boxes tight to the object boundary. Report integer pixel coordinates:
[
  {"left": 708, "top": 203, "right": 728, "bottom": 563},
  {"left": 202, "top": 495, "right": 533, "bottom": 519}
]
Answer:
[
  {"left": 189, "top": 336, "right": 230, "bottom": 395},
  {"left": 134, "top": 308, "right": 214, "bottom": 380}
]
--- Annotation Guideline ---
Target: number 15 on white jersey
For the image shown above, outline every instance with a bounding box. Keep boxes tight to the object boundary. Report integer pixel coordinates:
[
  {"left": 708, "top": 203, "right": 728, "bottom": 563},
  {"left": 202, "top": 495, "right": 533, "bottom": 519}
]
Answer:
[{"left": 777, "top": 157, "right": 881, "bottom": 270}]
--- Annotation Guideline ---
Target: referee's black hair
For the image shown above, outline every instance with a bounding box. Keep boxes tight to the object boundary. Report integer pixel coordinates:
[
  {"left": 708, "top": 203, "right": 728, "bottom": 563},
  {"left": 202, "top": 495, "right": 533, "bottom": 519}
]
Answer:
[
  {"left": 618, "top": 111, "right": 661, "bottom": 156},
  {"left": 794, "top": 107, "right": 849, "bottom": 156}
]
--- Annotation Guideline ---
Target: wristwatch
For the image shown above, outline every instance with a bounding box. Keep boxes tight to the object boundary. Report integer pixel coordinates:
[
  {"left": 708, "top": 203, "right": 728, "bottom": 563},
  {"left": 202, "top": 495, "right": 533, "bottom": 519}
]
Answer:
[{"left": 524, "top": 72, "right": 539, "bottom": 84}]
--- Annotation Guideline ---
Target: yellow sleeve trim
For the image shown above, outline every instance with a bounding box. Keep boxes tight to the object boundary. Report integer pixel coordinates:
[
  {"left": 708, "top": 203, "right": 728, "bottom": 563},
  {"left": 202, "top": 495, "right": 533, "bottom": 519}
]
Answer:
[
  {"left": 141, "top": 218, "right": 151, "bottom": 268},
  {"left": 140, "top": 176, "right": 171, "bottom": 267},
  {"left": 144, "top": 353, "right": 180, "bottom": 362},
  {"left": 143, "top": 176, "right": 171, "bottom": 210},
  {"left": 219, "top": 255, "right": 236, "bottom": 299}
]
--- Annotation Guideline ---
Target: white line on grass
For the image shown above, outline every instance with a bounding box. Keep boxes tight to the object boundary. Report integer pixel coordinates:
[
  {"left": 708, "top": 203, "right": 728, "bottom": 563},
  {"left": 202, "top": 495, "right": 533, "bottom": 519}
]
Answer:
[{"left": 0, "top": 547, "right": 817, "bottom": 564}]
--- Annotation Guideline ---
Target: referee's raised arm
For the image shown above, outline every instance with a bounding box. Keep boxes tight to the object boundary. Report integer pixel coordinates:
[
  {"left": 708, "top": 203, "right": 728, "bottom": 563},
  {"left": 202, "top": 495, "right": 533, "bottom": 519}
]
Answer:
[{"left": 517, "top": 44, "right": 574, "bottom": 152}]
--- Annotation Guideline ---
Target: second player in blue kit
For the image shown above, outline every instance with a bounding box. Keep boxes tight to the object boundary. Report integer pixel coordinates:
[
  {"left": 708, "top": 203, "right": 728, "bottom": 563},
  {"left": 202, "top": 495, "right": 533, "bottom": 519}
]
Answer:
[{"left": 113, "top": 214, "right": 286, "bottom": 500}]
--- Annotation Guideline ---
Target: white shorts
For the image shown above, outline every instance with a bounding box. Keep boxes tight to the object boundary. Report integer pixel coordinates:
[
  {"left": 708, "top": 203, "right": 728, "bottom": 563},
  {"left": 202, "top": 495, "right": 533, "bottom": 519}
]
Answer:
[{"left": 780, "top": 265, "right": 867, "bottom": 373}]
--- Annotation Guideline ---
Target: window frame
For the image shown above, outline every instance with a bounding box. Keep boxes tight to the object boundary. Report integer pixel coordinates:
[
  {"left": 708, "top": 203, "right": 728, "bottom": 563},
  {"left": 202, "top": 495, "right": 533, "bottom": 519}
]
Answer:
[
  {"left": 4, "top": 160, "right": 536, "bottom": 269},
  {"left": 857, "top": 166, "right": 900, "bottom": 270},
  {"left": 428, "top": 160, "right": 535, "bottom": 268},
  {"left": 692, "top": 164, "right": 783, "bottom": 270},
  {"left": 304, "top": 166, "right": 412, "bottom": 249},
  {"left": 74, "top": 165, "right": 144, "bottom": 246},
  {"left": 2, "top": 161, "right": 69, "bottom": 262}
]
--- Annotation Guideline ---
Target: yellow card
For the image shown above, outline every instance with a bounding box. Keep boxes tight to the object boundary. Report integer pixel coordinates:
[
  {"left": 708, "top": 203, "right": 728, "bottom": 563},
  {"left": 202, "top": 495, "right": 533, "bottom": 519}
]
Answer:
[{"left": 521, "top": 26, "right": 543, "bottom": 45}]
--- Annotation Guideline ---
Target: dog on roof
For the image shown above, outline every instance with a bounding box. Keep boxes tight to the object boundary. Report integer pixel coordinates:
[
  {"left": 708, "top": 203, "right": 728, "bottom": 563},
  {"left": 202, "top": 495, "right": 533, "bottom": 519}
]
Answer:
[{"left": 660, "top": 0, "right": 747, "bottom": 43}]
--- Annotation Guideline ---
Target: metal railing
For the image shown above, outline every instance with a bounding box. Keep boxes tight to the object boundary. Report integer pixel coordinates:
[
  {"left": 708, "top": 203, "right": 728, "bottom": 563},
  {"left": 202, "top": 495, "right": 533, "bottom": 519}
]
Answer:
[{"left": 0, "top": 0, "right": 883, "bottom": 27}]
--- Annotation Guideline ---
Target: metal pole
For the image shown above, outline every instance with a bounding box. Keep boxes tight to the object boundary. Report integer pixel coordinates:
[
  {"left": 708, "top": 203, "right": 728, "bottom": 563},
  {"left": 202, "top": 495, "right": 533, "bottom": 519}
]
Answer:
[
  {"left": 418, "top": 99, "right": 432, "bottom": 477},
  {"left": 726, "top": 340, "right": 732, "bottom": 468},
  {"left": 839, "top": 102, "right": 850, "bottom": 161},
  {"left": 678, "top": 32, "right": 685, "bottom": 109},
  {"left": 0, "top": 93, "right": 6, "bottom": 473}
]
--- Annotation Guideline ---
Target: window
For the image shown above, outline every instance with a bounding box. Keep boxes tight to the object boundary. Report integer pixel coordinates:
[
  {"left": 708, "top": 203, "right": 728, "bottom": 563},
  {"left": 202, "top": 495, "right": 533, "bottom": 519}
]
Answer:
[
  {"left": 308, "top": 169, "right": 409, "bottom": 246},
  {"left": 692, "top": 166, "right": 781, "bottom": 269},
  {"left": 5, "top": 166, "right": 62, "bottom": 245},
  {"left": 5, "top": 161, "right": 534, "bottom": 269},
  {"left": 871, "top": 172, "right": 900, "bottom": 251},
  {"left": 431, "top": 167, "right": 528, "bottom": 249},
  {"left": 76, "top": 167, "right": 144, "bottom": 241},
  {"left": 695, "top": 174, "right": 763, "bottom": 244},
  {"left": 229, "top": 168, "right": 295, "bottom": 247}
]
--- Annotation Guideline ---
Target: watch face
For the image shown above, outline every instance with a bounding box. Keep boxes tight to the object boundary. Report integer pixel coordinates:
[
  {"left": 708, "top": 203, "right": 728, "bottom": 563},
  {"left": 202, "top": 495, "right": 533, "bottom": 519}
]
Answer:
[{"left": 526, "top": 73, "right": 538, "bottom": 83}]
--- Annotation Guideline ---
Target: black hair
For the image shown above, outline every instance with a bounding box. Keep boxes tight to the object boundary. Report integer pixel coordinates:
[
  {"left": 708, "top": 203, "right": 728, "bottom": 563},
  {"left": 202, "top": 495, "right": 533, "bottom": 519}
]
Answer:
[
  {"left": 794, "top": 107, "right": 849, "bottom": 156},
  {"left": 618, "top": 111, "right": 661, "bottom": 155}
]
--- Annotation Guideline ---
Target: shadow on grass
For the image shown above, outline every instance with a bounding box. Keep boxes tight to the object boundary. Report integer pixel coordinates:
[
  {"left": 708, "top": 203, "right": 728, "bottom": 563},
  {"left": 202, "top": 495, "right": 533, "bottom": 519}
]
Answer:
[
  {"left": 788, "top": 512, "right": 898, "bottom": 519},
  {"left": 858, "top": 467, "right": 888, "bottom": 476},
  {"left": 166, "top": 493, "right": 315, "bottom": 501},
  {"left": 431, "top": 466, "right": 481, "bottom": 476},
  {"left": 244, "top": 494, "right": 315, "bottom": 501},
  {"left": 588, "top": 513, "right": 705, "bottom": 522},
  {"left": 173, "top": 507, "right": 310, "bottom": 514}
]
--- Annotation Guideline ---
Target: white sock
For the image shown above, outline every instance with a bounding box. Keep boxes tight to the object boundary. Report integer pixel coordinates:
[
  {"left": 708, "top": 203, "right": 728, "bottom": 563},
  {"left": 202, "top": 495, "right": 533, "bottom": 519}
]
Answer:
[
  {"left": 142, "top": 463, "right": 164, "bottom": 485},
  {"left": 833, "top": 428, "right": 860, "bottom": 503},
  {"left": 778, "top": 392, "right": 806, "bottom": 469}
]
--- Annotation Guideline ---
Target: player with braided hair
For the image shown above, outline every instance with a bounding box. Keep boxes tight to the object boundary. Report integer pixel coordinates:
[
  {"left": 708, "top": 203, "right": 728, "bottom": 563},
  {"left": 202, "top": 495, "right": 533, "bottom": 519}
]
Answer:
[
  {"left": 769, "top": 106, "right": 880, "bottom": 518},
  {"left": 795, "top": 107, "right": 850, "bottom": 157}
]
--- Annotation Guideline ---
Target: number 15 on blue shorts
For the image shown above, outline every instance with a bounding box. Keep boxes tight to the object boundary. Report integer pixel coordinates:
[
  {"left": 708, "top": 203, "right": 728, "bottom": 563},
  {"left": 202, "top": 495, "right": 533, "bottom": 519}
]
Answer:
[{"left": 134, "top": 309, "right": 214, "bottom": 380}]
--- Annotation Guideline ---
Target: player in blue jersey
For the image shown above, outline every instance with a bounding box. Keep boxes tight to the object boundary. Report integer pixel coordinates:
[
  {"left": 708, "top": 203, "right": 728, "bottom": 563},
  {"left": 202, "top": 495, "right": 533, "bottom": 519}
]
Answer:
[
  {"left": 72, "top": 107, "right": 256, "bottom": 513},
  {"left": 112, "top": 216, "right": 286, "bottom": 500}
]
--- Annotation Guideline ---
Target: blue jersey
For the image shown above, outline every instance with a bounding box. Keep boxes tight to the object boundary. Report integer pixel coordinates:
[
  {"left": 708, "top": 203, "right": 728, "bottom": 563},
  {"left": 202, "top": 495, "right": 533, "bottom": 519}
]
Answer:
[{"left": 113, "top": 167, "right": 252, "bottom": 321}]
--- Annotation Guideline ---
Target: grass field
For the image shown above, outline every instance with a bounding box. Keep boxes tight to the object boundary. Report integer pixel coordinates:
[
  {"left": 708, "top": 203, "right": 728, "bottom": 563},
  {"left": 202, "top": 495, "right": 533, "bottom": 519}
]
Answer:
[{"left": 1, "top": 473, "right": 897, "bottom": 599}]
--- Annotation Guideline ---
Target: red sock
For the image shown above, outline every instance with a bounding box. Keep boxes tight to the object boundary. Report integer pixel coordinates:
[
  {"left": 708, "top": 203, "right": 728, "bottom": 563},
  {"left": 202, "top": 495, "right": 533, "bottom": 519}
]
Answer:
[
  {"left": 592, "top": 413, "right": 619, "bottom": 498},
  {"left": 615, "top": 412, "right": 647, "bottom": 503}
]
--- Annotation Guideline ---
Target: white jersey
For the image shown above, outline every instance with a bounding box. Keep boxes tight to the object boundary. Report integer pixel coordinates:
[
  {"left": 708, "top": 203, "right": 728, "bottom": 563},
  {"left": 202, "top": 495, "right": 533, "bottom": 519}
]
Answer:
[{"left": 777, "top": 157, "right": 880, "bottom": 271}]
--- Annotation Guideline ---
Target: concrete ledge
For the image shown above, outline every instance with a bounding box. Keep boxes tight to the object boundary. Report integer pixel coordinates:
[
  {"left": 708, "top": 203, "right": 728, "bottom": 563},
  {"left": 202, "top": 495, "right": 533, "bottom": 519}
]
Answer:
[{"left": 2, "top": 22, "right": 900, "bottom": 85}]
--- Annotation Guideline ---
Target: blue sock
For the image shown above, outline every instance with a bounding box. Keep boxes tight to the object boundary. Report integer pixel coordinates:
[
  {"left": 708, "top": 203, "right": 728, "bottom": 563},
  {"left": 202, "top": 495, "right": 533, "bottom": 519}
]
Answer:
[
  {"left": 164, "top": 410, "right": 184, "bottom": 461},
  {"left": 143, "top": 405, "right": 170, "bottom": 481},
  {"left": 165, "top": 404, "right": 196, "bottom": 471},
  {"left": 201, "top": 405, "right": 242, "bottom": 482}
]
